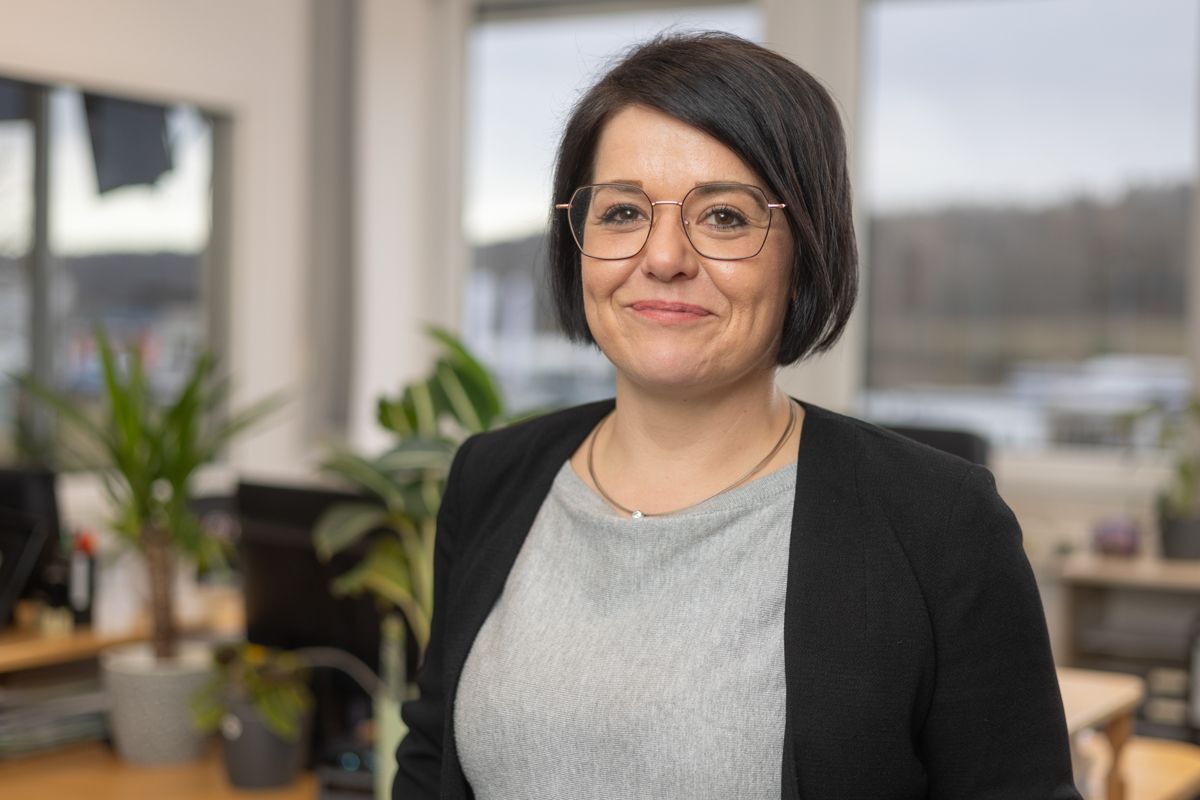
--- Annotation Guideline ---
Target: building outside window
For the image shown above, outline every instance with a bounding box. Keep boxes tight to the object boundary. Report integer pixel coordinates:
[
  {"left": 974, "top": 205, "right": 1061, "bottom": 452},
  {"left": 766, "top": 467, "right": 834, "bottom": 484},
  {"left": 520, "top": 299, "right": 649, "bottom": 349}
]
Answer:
[{"left": 858, "top": 0, "right": 1197, "bottom": 451}]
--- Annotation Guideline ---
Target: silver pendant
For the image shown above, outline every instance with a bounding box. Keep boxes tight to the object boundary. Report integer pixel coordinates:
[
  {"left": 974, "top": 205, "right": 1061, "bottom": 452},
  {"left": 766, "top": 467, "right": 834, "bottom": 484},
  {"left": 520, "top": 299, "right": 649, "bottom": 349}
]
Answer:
[{"left": 631, "top": 510, "right": 644, "bottom": 520}]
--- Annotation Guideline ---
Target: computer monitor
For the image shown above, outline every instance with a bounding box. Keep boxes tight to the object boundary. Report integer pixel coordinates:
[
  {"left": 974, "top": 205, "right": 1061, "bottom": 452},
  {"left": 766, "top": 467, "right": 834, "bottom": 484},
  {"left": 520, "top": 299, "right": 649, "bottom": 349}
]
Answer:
[
  {"left": 0, "top": 508, "right": 53, "bottom": 629},
  {"left": 235, "top": 479, "right": 398, "bottom": 768},
  {"left": 0, "top": 467, "right": 62, "bottom": 625},
  {"left": 236, "top": 480, "right": 386, "bottom": 670}
]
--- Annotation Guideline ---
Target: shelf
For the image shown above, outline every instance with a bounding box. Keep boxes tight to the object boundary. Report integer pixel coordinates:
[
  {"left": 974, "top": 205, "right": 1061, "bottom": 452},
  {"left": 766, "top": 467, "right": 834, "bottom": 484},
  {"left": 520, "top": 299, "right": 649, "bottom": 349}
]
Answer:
[
  {"left": 0, "top": 628, "right": 152, "bottom": 675},
  {"left": 1057, "top": 553, "right": 1200, "bottom": 592},
  {"left": 0, "top": 585, "right": 244, "bottom": 675}
]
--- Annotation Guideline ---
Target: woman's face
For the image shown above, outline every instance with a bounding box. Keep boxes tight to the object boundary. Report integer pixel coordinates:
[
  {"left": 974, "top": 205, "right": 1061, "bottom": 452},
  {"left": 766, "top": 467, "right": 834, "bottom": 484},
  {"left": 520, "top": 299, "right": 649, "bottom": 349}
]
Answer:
[{"left": 580, "top": 104, "right": 794, "bottom": 396}]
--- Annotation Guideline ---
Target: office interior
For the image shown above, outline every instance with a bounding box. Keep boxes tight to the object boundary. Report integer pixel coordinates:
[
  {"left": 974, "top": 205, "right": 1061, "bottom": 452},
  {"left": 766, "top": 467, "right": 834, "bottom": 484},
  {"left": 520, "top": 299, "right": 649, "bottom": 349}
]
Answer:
[{"left": 0, "top": 1, "right": 1198, "bottom": 798}]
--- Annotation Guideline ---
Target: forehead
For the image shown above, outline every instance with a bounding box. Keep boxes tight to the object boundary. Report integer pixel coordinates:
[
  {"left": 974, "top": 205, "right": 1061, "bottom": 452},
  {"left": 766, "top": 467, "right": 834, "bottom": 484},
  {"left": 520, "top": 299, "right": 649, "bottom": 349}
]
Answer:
[{"left": 590, "top": 104, "right": 765, "bottom": 191}]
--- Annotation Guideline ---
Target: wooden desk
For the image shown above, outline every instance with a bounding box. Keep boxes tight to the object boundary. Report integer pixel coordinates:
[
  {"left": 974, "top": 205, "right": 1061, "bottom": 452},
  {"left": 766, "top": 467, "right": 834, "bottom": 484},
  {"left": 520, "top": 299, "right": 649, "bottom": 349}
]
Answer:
[
  {"left": 0, "top": 585, "right": 244, "bottom": 675},
  {"left": 0, "top": 740, "right": 315, "bottom": 799},
  {"left": 0, "top": 627, "right": 150, "bottom": 674},
  {"left": 1059, "top": 667, "right": 1146, "bottom": 800}
]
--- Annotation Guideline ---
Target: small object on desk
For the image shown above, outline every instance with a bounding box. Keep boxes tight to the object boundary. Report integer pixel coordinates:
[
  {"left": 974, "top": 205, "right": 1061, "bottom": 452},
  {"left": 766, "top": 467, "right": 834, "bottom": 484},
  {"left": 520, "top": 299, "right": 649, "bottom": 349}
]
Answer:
[
  {"left": 69, "top": 529, "right": 96, "bottom": 628},
  {"left": 37, "top": 606, "right": 73, "bottom": 637},
  {"left": 1091, "top": 514, "right": 1141, "bottom": 557}
]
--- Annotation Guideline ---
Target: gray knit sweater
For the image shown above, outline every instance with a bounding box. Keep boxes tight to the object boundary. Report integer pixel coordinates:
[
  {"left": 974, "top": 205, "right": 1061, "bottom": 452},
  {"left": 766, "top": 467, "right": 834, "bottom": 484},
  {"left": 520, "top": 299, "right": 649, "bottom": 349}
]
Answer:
[{"left": 454, "top": 459, "right": 796, "bottom": 799}]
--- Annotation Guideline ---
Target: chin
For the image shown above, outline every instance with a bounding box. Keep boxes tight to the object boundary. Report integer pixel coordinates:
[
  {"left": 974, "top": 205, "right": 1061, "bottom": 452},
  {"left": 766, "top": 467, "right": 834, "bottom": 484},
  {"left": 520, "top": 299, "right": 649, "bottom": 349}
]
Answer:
[{"left": 607, "top": 348, "right": 724, "bottom": 393}]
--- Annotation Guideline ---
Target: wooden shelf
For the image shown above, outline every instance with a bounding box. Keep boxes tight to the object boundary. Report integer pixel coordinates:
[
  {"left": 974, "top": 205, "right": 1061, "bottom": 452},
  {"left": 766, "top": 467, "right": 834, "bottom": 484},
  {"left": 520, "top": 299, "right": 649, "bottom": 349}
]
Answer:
[
  {"left": 0, "top": 740, "right": 315, "bottom": 800},
  {"left": 1057, "top": 554, "right": 1200, "bottom": 593},
  {"left": 0, "top": 627, "right": 153, "bottom": 675},
  {"left": 0, "top": 585, "right": 245, "bottom": 675}
]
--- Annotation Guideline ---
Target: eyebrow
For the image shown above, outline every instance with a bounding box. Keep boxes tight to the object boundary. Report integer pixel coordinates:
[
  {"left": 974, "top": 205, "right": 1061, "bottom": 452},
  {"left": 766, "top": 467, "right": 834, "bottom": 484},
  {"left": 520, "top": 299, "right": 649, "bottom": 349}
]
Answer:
[{"left": 595, "top": 179, "right": 765, "bottom": 191}]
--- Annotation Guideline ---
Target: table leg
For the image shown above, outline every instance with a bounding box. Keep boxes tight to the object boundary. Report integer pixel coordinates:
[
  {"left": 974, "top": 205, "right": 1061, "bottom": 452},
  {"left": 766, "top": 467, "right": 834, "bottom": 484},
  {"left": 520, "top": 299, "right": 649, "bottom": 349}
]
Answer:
[{"left": 1103, "top": 713, "right": 1132, "bottom": 800}]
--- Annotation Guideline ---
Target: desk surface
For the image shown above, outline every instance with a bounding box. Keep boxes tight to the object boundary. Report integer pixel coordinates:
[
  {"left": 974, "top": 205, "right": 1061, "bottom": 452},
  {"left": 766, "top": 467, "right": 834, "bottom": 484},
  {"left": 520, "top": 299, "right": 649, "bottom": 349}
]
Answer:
[
  {"left": 0, "top": 585, "right": 244, "bottom": 675},
  {"left": 1057, "top": 553, "right": 1200, "bottom": 592},
  {"left": 1058, "top": 666, "right": 1145, "bottom": 735},
  {"left": 0, "top": 626, "right": 149, "bottom": 674},
  {"left": 0, "top": 741, "right": 316, "bottom": 800}
]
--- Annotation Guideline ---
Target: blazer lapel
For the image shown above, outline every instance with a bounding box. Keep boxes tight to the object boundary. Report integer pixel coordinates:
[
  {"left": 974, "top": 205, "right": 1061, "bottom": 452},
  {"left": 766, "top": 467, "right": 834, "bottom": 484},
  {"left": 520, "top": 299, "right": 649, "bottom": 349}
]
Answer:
[{"left": 783, "top": 402, "right": 872, "bottom": 800}]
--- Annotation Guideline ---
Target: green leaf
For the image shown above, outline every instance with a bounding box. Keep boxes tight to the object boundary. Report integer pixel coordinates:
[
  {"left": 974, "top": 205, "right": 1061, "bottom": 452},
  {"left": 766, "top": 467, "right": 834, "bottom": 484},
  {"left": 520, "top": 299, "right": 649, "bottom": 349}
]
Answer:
[
  {"left": 426, "top": 325, "right": 503, "bottom": 427},
  {"left": 319, "top": 450, "right": 406, "bottom": 509},
  {"left": 374, "top": 437, "right": 455, "bottom": 473},
  {"left": 409, "top": 380, "right": 438, "bottom": 437},
  {"left": 313, "top": 502, "right": 390, "bottom": 560},
  {"left": 377, "top": 396, "right": 413, "bottom": 437},
  {"left": 434, "top": 360, "right": 484, "bottom": 433}
]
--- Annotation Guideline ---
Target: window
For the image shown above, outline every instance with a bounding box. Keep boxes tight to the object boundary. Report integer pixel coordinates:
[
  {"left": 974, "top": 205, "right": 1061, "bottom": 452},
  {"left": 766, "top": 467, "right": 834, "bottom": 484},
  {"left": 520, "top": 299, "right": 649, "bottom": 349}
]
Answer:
[
  {"left": 463, "top": 3, "right": 761, "bottom": 412},
  {"left": 0, "top": 81, "right": 214, "bottom": 465},
  {"left": 859, "top": 0, "right": 1197, "bottom": 450},
  {"left": 0, "top": 80, "right": 34, "bottom": 463}
]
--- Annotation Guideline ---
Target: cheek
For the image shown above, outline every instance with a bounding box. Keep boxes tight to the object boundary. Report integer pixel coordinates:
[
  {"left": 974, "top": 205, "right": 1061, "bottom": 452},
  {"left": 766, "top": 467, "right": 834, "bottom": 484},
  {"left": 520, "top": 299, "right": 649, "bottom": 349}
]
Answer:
[
  {"left": 580, "top": 260, "right": 632, "bottom": 304},
  {"left": 579, "top": 260, "right": 631, "bottom": 334}
]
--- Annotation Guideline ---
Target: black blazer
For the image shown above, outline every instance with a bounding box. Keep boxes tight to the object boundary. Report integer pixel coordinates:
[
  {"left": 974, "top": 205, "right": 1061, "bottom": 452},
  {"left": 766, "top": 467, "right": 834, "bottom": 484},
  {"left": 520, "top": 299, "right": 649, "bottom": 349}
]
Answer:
[{"left": 394, "top": 400, "right": 1081, "bottom": 800}]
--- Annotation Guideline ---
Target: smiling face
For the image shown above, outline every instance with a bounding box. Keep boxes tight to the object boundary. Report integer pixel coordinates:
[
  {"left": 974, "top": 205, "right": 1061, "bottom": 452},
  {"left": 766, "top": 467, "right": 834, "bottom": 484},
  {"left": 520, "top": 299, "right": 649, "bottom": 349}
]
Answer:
[{"left": 580, "top": 104, "right": 794, "bottom": 396}]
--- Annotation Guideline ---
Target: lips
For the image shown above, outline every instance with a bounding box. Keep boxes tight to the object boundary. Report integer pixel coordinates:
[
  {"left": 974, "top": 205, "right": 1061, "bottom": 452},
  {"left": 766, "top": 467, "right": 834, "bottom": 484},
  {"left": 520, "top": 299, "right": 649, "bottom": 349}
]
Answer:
[{"left": 628, "top": 300, "right": 713, "bottom": 323}]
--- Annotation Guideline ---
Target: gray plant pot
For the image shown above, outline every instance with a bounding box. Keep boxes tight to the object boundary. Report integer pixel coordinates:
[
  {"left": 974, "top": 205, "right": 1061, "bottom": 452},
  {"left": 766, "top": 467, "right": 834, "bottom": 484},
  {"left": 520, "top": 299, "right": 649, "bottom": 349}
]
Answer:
[
  {"left": 219, "top": 697, "right": 311, "bottom": 789},
  {"left": 101, "top": 641, "right": 214, "bottom": 764}
]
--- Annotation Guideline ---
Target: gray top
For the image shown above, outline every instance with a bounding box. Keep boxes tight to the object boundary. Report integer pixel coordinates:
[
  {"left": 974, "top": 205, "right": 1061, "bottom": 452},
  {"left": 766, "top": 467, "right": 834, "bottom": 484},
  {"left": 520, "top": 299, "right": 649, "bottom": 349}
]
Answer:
[{"left": 454, "top": 459, "right": 796, "bottom": 800}]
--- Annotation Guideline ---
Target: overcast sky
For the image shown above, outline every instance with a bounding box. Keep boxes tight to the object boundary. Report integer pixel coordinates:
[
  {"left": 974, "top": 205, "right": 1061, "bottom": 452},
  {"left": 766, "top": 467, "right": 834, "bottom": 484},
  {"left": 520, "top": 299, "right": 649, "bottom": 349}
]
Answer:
[
  {"left": 466, "top": 0, "right": 1199, "bottom": 242},
  {"left": 1, "top": 1, "right": 1194, "bottom": 255},
  {"left": 861, "top": 0, "right": 1199, "bottom": 211}
]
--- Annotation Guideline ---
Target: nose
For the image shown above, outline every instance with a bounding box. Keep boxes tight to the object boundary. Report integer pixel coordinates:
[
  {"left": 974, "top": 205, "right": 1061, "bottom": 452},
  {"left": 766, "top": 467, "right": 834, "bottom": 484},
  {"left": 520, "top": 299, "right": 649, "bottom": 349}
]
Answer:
[{"left": 640, "top": 201, "right": 700, "bottom": 282}]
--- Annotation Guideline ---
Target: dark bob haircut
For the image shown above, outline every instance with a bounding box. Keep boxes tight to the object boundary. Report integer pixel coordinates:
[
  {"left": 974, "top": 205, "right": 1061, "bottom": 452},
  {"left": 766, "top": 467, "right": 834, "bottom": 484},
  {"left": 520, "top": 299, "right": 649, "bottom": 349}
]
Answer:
[{"left": 548, "top": 31, "right": 858, "bottom": 366}]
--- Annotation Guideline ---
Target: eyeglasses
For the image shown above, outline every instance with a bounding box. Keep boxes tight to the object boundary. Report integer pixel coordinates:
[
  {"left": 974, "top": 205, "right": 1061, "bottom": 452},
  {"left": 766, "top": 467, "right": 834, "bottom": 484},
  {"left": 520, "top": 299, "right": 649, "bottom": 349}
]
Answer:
[{"left": 555, "top": 183, "right": 786, "bottom": 261}]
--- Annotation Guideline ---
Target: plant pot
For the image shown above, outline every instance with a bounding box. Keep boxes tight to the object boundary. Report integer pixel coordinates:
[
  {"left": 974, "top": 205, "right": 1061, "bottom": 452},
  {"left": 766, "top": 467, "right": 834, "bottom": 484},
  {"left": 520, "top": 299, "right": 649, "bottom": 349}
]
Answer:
[
  {"left": 220, "top": 697, "right": 312, "bottom": 789},
  {"left": 1161, "top": 512, "right": 1200, "bottom": 560},
  {"left": 101, "top": 641, "right": 214, "bottom": 764}
]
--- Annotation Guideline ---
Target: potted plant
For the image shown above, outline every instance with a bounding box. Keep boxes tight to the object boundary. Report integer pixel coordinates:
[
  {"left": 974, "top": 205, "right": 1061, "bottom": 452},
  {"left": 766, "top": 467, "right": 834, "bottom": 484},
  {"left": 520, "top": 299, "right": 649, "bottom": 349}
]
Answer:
[
  {"left": 13, "top": 327, "right": 286, "bottom": 763},
  {"left": 313, "top": 326, "right": 514, "bottom": 797},
  {"left": 192, "top": 642, "right": 314, "bottom": 789},
  {"left": 1155, "top": 397, "right": 1200, "bottom": 559}
]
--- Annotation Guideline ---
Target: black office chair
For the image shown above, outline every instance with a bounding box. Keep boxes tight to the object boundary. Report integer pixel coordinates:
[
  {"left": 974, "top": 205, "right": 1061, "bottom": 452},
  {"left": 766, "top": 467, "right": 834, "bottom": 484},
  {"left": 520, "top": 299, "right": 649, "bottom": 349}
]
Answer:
[{"left": 884, "top": 424, "right": 991, "bottom": 467}]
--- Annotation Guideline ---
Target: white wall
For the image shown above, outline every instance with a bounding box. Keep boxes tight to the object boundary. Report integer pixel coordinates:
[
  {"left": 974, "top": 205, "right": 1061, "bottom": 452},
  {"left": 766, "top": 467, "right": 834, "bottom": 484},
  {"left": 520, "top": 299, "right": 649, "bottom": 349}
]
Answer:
[
  {"left": 763, "top": 0, "right": 866, "bottom": 413},
  {"left": 350, "top": 0, "right": 470, "bottom": 452}
]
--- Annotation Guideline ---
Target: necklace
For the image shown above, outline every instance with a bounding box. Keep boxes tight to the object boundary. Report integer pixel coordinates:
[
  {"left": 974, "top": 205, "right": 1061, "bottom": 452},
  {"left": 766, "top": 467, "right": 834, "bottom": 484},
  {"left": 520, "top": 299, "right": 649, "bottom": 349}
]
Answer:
[{"left": 586, "top": 399, "right": 798, "bottom": 519}]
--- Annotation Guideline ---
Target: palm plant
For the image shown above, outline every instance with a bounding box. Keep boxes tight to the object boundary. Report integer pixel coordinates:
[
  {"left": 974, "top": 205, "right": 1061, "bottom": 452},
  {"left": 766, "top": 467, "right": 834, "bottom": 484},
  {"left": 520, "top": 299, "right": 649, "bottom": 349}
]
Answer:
[
  {"left": 13, "top": 328, "right": 286, "bottom": 660},
  {"left": 313, "top": 327, "right": 509, "bottom": 667}
]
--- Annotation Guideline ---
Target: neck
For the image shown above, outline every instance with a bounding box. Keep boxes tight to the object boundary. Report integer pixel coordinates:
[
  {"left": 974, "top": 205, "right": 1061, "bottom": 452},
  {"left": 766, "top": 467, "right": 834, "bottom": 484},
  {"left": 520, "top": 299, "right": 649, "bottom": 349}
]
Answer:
[
  {"left": 609, "top": 372, "right": 786, "bottom": 463},
  {"left": 574, "top": 370, "right": 802, "bottom": 516}
]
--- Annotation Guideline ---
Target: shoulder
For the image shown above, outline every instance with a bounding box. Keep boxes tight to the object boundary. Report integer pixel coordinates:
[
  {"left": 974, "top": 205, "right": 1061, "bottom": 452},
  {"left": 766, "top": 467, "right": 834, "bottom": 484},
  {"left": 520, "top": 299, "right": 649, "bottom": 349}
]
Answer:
[
  {"left": 799, "top": 401, "right": 985, "bottom": 500},
  {"left": 448, "top": 399, "right": 614, "bottom": 499},
  {"left": 797, "top": 401, "right": 1011, "bottom": 551}
]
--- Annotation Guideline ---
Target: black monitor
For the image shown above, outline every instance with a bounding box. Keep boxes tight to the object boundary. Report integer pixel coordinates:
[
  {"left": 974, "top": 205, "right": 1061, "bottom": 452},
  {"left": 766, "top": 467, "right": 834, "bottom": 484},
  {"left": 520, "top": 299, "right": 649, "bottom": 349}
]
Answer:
[
  {"left": 235, "top": 479, "right": 397, "bottom": 767},
  {"left": 0, "top": 508, "right": 54, "bottom": 629},
  {"left": 0, "top": 467, "right": 62, "bottom": 625},
  {"left": 236, "top": 480, "right": 385, "bottom": 670}
]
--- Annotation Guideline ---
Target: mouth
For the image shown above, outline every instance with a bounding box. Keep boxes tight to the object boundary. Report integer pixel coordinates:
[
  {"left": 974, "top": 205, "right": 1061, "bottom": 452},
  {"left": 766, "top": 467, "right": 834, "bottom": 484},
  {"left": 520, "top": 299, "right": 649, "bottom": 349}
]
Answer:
[{"left": 628, "top": 300, "right": 714, "bottom": 324}]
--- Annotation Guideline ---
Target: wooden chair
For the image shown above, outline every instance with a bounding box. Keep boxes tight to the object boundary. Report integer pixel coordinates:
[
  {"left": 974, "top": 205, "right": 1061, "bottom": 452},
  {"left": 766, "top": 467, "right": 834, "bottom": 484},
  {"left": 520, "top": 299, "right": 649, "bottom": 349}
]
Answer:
[{"left": 1078, "top": 733, "right": 1200, "bottom": 800}]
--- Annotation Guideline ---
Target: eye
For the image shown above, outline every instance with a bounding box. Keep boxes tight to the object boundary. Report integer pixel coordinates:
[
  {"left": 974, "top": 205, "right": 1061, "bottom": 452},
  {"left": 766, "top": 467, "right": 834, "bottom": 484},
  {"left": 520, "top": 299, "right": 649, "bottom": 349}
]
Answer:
[
  {"left": 699, "top": 205, "right": 750, "bottom": 230},
  {"left": 597, "top": 203, "right": 648, "bottom": 226}
]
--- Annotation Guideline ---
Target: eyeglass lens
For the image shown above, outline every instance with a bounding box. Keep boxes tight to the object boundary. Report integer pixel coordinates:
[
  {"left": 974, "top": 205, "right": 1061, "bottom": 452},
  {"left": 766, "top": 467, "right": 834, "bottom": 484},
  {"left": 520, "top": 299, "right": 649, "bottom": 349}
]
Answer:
[{"left": 567, "top": 183, "right": 773, "bottom": 261}]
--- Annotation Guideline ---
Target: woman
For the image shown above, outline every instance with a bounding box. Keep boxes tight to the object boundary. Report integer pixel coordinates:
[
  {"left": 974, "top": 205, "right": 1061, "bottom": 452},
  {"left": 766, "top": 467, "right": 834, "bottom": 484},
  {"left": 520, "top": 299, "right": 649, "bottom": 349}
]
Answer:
[{"left": 395, "top": 32, "right": 1079, "bottom": 800}]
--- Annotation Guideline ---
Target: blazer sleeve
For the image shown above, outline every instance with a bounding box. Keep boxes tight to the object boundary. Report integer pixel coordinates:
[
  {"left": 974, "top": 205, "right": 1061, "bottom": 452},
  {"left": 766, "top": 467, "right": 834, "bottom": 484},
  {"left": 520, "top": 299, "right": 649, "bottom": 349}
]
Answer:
[
  {"left": 918, "top": 465, "right": 1081, "bottom": 800},
  {"left": 392, "top": 435, "right": 474, "bottom": 799}
]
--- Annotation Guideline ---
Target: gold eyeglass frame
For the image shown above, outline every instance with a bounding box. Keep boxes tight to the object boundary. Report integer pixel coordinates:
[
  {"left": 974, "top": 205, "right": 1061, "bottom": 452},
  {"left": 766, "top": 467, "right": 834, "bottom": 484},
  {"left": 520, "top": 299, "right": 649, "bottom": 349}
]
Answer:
[{"left": 555, "top": 182, "right": 787, "bottom": 261}]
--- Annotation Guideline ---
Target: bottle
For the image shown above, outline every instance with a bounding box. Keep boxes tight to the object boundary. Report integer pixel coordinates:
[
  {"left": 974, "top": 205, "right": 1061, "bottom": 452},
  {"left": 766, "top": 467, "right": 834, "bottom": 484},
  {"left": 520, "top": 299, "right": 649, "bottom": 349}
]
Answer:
[{"left": 69, "top": 529, "right": 96, "bottom": 628}]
